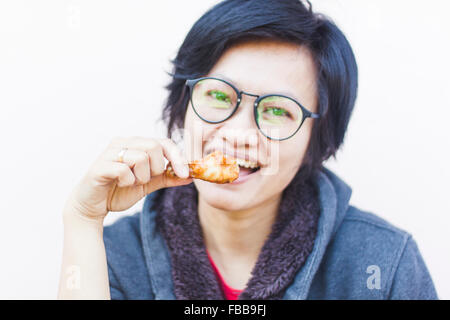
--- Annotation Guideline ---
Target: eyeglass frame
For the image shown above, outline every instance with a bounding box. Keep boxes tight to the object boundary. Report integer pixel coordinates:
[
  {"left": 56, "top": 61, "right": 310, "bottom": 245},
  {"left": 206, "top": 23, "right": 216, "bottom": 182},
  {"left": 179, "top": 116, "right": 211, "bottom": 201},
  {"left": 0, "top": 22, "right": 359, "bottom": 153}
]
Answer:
[{"left": 185, "top": 76, "right": 320, "bottom": 141}]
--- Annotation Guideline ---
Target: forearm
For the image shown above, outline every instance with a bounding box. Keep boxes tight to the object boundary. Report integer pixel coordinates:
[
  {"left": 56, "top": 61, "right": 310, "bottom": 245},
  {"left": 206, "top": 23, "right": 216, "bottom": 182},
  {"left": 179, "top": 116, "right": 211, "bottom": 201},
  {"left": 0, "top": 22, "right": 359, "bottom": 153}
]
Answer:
[{"left": 58, "top": 209, "right": 110, "bottom": 300}]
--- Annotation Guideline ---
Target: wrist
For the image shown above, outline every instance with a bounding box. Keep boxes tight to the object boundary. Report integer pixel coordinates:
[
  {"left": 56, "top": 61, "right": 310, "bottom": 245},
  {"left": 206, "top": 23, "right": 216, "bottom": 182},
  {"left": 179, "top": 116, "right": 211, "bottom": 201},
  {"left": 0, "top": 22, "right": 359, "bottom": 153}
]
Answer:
[{"left": 63, "top": 202, "right": 105, "bottom": 228}]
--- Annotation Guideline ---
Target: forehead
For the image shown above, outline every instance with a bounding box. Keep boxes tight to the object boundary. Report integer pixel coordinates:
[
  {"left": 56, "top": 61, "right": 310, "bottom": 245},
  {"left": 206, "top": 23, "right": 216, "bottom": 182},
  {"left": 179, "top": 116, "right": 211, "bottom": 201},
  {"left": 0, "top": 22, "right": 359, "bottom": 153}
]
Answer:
[{"left": 207, "top": 39, "right": 318, "bottom": 104}]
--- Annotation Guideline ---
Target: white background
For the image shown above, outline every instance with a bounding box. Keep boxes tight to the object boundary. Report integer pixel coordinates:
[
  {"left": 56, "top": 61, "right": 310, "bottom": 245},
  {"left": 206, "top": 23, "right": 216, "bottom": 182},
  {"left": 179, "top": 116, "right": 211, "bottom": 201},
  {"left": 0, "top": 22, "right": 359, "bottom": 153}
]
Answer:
[{"left": 0, "top": 0, "right": 449, "bottom": 299}]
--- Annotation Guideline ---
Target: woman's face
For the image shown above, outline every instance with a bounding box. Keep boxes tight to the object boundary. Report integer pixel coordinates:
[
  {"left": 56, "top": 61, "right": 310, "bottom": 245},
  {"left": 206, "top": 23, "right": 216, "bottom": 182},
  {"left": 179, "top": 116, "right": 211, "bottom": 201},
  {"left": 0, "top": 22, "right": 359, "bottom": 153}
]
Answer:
[{"left": 183, "top": 39, "right": 318, "bottom": 211}]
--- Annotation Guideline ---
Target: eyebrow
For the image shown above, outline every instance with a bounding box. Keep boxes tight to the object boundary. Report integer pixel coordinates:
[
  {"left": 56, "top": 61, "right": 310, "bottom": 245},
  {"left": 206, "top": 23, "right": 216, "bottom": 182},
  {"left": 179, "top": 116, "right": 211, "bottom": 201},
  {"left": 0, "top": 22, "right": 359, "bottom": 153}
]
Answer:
[
  {"left": 211, "top": 73, "right": 237, "bottom": 86},
  {"left": 209, "top": 73, "right": 303, "bottom": 102}
]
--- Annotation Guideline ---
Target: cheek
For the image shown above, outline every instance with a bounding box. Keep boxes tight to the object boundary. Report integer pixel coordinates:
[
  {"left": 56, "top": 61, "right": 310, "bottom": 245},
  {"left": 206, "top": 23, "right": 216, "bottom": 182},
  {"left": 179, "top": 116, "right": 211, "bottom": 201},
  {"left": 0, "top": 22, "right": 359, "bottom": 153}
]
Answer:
[
  {"left": 183, "top": 106, "right": 195, "bottom": 133},
  {"left": 277, "top": 128, "right": 312, "bottom": 173},
  {"left": 182, "top": 107, "right": 210, "bottom": 161}
]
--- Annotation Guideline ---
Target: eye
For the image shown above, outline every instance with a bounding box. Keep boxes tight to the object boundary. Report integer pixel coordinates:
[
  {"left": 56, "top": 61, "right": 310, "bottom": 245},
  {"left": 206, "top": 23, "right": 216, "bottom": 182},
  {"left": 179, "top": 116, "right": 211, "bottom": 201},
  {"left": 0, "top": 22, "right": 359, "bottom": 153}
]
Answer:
[
  {"left": 264, "top": 107, "right": 292, "bottom": 118},
  {"left": 207, "top": 90, "right": 231, "bottom": 103}
]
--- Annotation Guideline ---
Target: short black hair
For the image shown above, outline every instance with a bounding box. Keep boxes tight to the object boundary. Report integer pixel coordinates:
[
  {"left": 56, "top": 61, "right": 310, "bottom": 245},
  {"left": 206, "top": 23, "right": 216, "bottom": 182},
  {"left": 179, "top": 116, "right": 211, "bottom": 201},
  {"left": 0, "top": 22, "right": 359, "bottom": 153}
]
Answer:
[{"left": 162, "top": 0, "right": 358, "bottom": 180}]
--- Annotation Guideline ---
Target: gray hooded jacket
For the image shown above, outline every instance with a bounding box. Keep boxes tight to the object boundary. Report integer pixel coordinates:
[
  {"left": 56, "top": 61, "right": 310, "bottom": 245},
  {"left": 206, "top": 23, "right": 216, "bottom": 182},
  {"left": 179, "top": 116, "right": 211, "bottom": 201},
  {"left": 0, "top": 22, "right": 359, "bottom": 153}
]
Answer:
[{"left": 103, "top": 168, "right": 438, "bottom": 299}]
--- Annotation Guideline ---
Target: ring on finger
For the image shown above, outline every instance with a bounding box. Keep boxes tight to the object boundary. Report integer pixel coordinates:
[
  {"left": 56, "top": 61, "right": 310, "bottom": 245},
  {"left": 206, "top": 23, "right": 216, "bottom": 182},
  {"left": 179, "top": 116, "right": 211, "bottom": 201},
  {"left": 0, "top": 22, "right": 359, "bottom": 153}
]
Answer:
[{"left": 117, "top": 148, "right": 128, "bottom": 163}]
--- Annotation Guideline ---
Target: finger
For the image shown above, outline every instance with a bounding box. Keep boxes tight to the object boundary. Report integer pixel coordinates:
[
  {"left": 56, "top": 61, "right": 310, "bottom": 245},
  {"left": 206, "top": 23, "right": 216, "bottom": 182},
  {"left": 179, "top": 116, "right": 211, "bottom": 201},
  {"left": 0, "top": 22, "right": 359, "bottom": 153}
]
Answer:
[
  {"left": 107, "top": 136, "right": 187, "bottom": 179},
  {"left": 106, "top": 148, "right": 151, "bottom": 185},
  {"left": 146, "top": 144, "right": 166, "bottom": 177},
  {"left": 95, "top": 161, "right": 136, "bottom": 188},
  {"left": 126, "top": 149, "right": 151, "bottom": 185},
  {"left": 120, "top": 149, "right": 151, "bottom": 185},
  {"left": 158, "top": 138, "right": 189, "bottom": 179},
  {"left": 143, "top": 172, "right": 193, "bottom": 195},
  {"left": 111, "top": 137, "right": 166, "bottom": 177}
]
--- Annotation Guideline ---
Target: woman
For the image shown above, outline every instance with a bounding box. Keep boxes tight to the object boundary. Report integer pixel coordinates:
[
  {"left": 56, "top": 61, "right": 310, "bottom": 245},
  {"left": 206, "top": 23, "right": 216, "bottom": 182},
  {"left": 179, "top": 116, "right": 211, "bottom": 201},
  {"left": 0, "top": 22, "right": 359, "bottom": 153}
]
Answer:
[{"left": 58, "top": 0, "right": 437, "bottom": 299}]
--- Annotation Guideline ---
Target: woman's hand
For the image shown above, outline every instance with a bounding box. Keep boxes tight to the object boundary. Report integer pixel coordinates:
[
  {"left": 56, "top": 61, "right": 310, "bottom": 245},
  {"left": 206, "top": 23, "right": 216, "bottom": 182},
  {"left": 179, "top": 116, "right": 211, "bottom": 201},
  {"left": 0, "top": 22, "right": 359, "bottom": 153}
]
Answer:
[
  {"left": 64, "top": 136, "right": 192, "bottom": 221},
  {"left": 58, "top": 136, "right": 191, "bottom": 299}
]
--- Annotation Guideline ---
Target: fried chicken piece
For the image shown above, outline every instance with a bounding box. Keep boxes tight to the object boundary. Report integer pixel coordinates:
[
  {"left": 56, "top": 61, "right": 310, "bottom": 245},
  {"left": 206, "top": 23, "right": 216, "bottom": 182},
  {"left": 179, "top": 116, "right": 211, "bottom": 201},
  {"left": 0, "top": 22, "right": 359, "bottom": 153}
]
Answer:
[{"left": 165, "top": 150, "right": 239, "bottom": 184}]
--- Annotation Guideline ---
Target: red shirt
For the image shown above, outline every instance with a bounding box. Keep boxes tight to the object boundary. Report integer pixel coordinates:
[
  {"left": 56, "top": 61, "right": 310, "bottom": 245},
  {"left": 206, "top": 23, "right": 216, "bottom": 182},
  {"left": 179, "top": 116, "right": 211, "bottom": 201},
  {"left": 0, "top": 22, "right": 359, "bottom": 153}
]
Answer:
[{"left": 207, "top": 250, "right": 243, "bottom": 300}]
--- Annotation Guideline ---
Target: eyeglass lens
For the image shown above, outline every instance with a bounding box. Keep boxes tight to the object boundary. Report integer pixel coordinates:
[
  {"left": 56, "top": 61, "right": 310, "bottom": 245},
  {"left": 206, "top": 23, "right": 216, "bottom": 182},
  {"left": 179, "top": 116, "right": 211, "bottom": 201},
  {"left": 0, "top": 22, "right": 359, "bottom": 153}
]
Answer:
[{"left": 191, "top": 78, "right": 304, "bottom": 140}]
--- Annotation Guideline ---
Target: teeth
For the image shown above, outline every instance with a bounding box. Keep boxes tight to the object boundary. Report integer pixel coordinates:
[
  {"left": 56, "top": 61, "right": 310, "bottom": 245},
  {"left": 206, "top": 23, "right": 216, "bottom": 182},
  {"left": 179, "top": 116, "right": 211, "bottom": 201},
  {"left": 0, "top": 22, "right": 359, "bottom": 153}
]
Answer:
[{"left": 236, "top": 158, "right": 259, "bottom": 169}]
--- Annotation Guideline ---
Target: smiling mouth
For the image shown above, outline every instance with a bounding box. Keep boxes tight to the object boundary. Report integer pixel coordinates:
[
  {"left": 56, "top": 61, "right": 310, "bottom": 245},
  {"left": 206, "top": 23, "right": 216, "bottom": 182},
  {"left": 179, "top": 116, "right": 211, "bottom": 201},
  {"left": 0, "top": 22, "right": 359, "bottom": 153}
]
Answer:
[
  {"left": 239, "top": 165, "right": 260, "bottom": 174},
  {"left": 236, "top": 163, "right": 261, "bottom": 181},
  {"left": 227, "top": 164, "right": 260, "bottom": 185},
  {"left": 202, "top": 150, "right": 263, "bottom": 182},
  {"left": 235, "top": 158, "right": 260, "bottom": 176},
  {"left": 235, "top": 158, "right": 260, "bottom": 171}
]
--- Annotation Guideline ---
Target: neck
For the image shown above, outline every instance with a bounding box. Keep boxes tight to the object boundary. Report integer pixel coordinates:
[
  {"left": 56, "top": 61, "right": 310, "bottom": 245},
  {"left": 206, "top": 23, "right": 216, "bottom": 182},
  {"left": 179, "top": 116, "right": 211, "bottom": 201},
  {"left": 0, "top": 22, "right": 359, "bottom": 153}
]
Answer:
[{"left": 198, "top": 193, "right": 281, "bottom": 263}]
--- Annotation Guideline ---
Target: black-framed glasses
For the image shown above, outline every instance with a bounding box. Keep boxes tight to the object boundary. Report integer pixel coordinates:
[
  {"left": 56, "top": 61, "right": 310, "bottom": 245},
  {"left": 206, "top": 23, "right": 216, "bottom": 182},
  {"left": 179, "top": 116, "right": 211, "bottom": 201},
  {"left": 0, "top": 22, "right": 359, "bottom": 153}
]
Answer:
[{"left": 186, "top": 77, "right": 320, "bottom": 141}]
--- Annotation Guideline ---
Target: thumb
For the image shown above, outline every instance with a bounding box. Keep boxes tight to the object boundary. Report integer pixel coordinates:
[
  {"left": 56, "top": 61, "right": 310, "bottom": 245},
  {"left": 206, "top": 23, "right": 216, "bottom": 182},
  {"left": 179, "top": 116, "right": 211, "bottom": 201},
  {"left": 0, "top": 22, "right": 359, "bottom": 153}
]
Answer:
[{"left": 143, "top": 173, "right": 193, "bottom": 195}]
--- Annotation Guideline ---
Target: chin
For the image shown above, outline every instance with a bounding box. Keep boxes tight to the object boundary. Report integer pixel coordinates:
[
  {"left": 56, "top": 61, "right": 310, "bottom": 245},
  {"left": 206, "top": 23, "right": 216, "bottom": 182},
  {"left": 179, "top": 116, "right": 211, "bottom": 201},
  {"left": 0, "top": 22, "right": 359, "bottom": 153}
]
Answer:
[{"left": 194, "top": 180, "right": 258, "bottom": 211}]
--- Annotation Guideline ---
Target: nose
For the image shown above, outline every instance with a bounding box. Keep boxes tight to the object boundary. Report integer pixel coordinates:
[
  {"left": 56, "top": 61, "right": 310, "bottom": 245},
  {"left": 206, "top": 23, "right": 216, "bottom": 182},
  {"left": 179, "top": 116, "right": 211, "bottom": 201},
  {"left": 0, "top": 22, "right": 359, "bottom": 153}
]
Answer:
[{"left": 215, "top": 93, "right": 260, "bottom": 149}]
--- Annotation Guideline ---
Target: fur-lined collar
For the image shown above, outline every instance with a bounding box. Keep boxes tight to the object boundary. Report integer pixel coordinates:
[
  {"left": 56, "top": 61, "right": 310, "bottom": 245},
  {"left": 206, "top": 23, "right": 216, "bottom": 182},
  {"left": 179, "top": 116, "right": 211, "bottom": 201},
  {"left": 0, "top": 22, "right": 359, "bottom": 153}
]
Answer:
[{"left": 152, "top": 171, "right": 320, "bottom": 300}]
